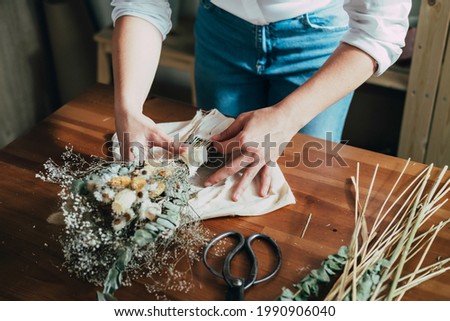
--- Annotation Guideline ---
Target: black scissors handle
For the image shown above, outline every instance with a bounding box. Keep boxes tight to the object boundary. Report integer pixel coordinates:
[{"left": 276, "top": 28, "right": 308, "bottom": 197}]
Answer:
[
  {"left": 203, "top": 231, "right": 282, "bottom": 293},
  {"left": 244, "top": 233, "right": 282, "bottom": 286}
]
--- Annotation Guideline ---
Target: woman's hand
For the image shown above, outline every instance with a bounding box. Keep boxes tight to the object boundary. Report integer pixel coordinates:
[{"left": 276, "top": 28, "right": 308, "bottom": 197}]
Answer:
[
  {"left": 204, "top": 106, "right": 298, "bottom": 201},
  {"left": 115, "top": 111, "right": 175, "bottom": 162}
]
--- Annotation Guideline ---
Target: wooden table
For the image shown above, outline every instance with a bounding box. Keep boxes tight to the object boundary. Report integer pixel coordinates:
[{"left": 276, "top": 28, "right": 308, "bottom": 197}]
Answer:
[{"left": 0, "top": 84, "right": 448, "bottom": 301}]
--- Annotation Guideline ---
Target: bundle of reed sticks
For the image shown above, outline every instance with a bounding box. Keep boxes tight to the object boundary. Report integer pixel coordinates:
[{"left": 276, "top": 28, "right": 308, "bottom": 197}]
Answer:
[{"left": 325, "top": 160, "right": 449, "bottom": 300}]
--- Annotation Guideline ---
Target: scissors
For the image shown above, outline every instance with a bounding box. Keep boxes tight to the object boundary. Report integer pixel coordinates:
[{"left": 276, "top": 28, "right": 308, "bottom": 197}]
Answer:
[{"left": 203, "top": 231, "right": 282, "bottom": 300}]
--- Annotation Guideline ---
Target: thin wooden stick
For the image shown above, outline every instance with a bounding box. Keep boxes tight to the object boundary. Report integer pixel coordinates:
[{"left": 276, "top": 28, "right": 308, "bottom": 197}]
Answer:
[
  {"left": 355, "top": 162, "right": 360, "bottom": 225},
  {"left": 371, "top": 169, "right": 431, "bottom": 299},
  {"left": 300, "top": 213, "right": 312, "bottom": 238},
  {"left": 396, "top": 220, "right": 449, "bottom": 300},
  {"left": 325, "top": 162, "right": 449, "bottom": 301},
  {"left": 370, "top": 166, "right": 429, "bottom": 239},
  {"left": 335, "top": 164, "right": 362, "bottom": 300},
  {"left": 367, "top": 172, "right": 429, "bottom": 258},
  {"left": 434, "top": 177, "right": 450, "bottom": 200},
  {"left": 386, "top": 165, "right": 433, "bottom": 300},
  {"left": 359, "top": 165, "right": 378, "bottom": 261},
  {"left": 392, "top": 266, "right": 450, "bottom": 298},
  {"left": 398, "top": 257, "right": 450, "bottom": 283},
  {"left": 373, "top": 159, "right": 410, "bottom": 229},
  {"left": 352, "top": 221, "right": 359, "bottom": 301}
]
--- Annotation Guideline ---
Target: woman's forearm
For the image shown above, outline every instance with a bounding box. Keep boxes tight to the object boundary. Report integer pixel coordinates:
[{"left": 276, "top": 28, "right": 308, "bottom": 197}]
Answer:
[
  {"left": 112, "top": 16, "right": 163, "bottom": 117},
  {"left": 280, "top": 43, "right": 378, "bottom": 131}
]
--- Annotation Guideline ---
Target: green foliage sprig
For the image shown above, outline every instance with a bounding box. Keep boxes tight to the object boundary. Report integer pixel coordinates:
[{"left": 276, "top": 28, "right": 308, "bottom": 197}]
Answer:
[{"left": 277, "top": 246, "right": 348, "bottom": 301}]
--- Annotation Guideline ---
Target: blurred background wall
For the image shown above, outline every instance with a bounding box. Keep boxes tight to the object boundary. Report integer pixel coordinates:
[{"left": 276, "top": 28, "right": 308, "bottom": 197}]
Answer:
[
  {"left": 0, "top": 0, "right": 200, "bottom": 148},
  {"left": 0, "top": 0, "right": 113, "bottom": 148},
  {"left": 0, "top": 0, "right": 57, "bottom": 148}
]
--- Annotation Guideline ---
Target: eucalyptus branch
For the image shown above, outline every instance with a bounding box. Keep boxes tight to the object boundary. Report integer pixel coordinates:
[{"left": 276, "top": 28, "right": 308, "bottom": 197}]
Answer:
[{"left": 277, "top": 246, "right": 348, "bottom": 301}]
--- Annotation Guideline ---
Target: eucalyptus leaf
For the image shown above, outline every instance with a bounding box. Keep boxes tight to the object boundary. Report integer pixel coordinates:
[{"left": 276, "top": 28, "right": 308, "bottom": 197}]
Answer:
[
  {"left": 70, "top": 179, "right": 86, "bottom": 195},
  {"left": 278, "top": 288, "right": 296, "bottom": 301},
  {"left": 152, "top": 222, "right": 169, "bottom": 232},
  {"left": 118, "top": 167, "right": 130, "bottom": 176},
  {"left": 96, "top": 291, "right": 117, "bottom": 301},
  {"left": 107, "top": 164, "right": 121, "bottom": 174},
  {"left": 134, "top": 229, "right": 155, "bottom": 246},
  {"left": 310, "top": 268, "right": 331, "bottom": 283},
  {"left": 116, "top": 247, "right": 132, "bottom": 270},
  {"left": 104, "top": 267, "right": 120, "bottom": 295},
  {"left": 156, "top": 218, "right": 176, "bottom": 229},
  {"left": 98, "top": 246, "right": 132, "bottom": 300},
  {"left": 337, "top": 246, "right": 349, "bottom": 257},
  {"left": 276, "top": 245, "right": 348, "bottom": 301},
  {"left": 356, "top": 275, "right": 372, "bottom": 300},
  {"left": 164, "top": 201, "right": 182, "bottom": 212},
  {"left": 325, "top": 260, "right": 341, "bottom": 272},
  {"left": 158, "top": 213, "right": 180, "bottom": 226},
  {"left": 173, "top": 198, "right": 187, "bottom": 205},
  {"left": 144, "top": 223, "right": 160, "bottom": 233},
  {"left": 343, "top": 259, "right": 386, "bottom": 301}
]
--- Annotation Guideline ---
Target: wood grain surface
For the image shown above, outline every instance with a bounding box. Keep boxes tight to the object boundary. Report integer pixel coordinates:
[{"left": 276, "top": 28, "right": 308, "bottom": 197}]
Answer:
[{"left": 0, "top": 84, "right": 448, "bottom": 301}]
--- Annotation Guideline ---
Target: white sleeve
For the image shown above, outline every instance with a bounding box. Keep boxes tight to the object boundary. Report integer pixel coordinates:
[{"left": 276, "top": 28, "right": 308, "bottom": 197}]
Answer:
[
  {"left": 111, "top": 0, "right": 172, "bottom": 39},
  {"left": 342, "top": 0, "right": 411, "bottom": 76}
]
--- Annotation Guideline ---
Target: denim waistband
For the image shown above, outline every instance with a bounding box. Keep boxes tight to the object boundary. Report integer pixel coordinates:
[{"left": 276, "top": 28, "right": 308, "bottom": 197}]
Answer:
[{"left": 199, "top": 0, "right": 348, "bottom": 31}]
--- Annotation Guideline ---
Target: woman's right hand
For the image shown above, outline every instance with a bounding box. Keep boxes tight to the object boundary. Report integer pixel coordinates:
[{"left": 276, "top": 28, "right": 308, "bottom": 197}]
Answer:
[{"left": 115, "top": 111, "right": 175, "bottom": 162}]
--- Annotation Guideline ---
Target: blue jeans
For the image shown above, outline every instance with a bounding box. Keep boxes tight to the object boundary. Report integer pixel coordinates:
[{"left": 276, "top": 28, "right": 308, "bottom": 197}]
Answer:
[{"left": 194, "top": 0, "right": 353, "bottom": 142}]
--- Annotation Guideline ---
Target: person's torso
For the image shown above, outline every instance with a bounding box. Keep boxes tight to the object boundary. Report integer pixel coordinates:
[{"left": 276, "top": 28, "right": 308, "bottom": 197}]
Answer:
[{"left": 211, "top": 0, "right": 334, "bottom": 25}]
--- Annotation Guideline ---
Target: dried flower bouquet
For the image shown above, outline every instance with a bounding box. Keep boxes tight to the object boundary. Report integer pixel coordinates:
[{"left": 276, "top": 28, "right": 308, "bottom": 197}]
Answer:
[{"left": 37, "top": 146, "right": 209, "bottom": 300}]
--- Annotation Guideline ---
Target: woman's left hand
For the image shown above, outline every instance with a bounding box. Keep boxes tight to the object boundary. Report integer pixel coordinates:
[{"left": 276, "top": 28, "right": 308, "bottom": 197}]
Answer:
[{"left": 204, "top": 106, "right": 298, "bottom": 201}]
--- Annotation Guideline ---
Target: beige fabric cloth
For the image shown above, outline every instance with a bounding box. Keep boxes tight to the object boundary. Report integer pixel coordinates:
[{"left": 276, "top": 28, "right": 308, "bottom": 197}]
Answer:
[{"left": 112, "top": 109, "right": 296, "bottom": 220}]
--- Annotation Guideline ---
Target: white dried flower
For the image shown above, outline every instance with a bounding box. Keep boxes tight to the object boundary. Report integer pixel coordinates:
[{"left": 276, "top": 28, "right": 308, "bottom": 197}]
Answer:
[
  {"left": 112, "top": 189, "right": 136, "bottom": 215},
  {"left": 147, "top": 202, "right": 162, "bottom": 216},
  {"left": 138, "top": 200, "right": 162, "bottom": 221},
  {"left": 124, "top": 208, "right": 136, "bottom": 221},
  {"left": 140, "top": 163, "right": 155, "bottom": 179},
  {"left": 148, "top": 181, "right": 159, "bottom": 192},
  {"left": 93, "top": 187, "right": 116, "bottom": 204},
  {"left": 93, "top": 191, "right": 103, "bottom": 203},
  {"left": 86, "top": 175, "right": 101, "bottom": 192},
  {"left": 180, "top": 146, "right": 208, "bottom": 176},
  {"left": 135, "top": 189, "right": 149, "bottom": 203},
  {"left": 112, "top": 217, "right": 127, "bottom": 231},
  {"left": 148, "top": 180, "right": 166, "bottom": 198},
  {"left": 138, "top": 200, "right": 151, "bottom": 220},
  {"left": 180, "top": 147, "right": 208, "bottom": 167},
  {"left": 103, "top": 187, "right": 116, "bottom": 202}
]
